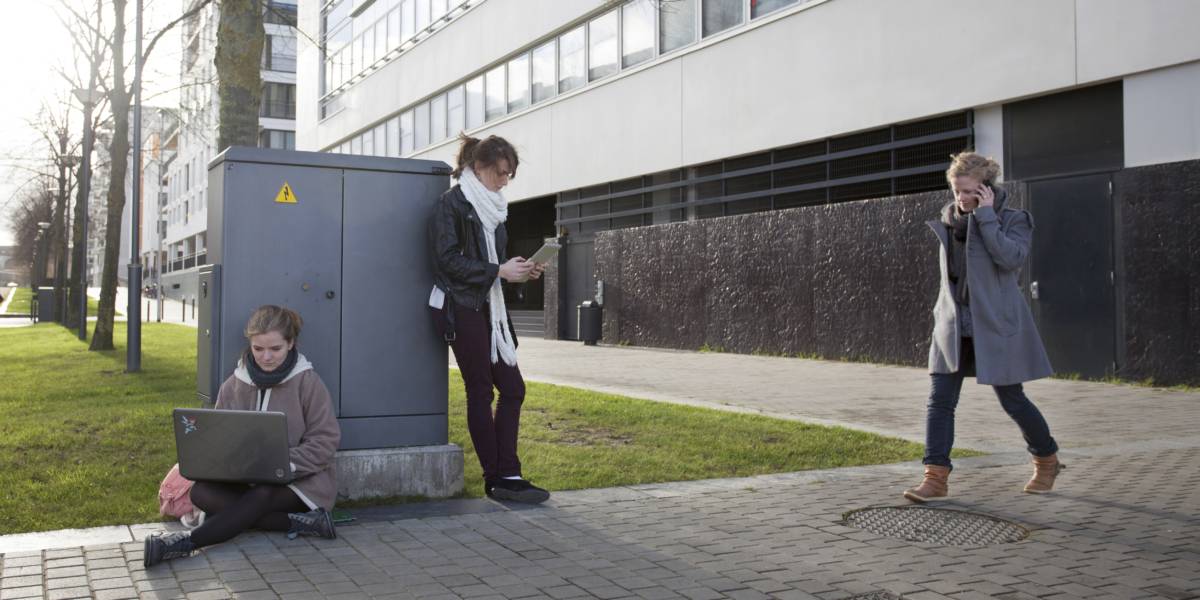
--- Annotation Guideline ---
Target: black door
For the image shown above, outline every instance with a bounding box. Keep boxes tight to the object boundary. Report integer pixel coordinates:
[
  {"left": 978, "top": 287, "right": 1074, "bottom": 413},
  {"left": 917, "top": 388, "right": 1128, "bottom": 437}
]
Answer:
[
  {"left": 560, "top": 238, "right": 595, "bottom": 340},
  {"left": 1028, "top": 174, "right": 1115, "bottom": 378}
]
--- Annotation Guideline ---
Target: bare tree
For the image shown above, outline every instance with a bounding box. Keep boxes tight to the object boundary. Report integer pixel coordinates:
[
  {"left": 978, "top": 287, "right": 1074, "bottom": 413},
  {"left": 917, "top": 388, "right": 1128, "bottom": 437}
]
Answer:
[{"left": 87, "top": 0, "right": 214, "bottom": 351}]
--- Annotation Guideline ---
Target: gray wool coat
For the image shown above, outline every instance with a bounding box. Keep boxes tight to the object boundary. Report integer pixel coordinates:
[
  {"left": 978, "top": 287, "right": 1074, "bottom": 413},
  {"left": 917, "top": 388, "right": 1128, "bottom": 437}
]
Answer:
[{"left": 926, "top": 190, "right": 1054, "bottom": 386}]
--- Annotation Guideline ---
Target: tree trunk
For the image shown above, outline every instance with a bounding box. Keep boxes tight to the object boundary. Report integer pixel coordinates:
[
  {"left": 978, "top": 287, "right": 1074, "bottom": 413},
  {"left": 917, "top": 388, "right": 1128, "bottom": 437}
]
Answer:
[
  {"left": 91, "top": 0, "right": 129, "bottom": 351},
  {"left": 216, "top": 0, "right": 264, "bottom": 151}
]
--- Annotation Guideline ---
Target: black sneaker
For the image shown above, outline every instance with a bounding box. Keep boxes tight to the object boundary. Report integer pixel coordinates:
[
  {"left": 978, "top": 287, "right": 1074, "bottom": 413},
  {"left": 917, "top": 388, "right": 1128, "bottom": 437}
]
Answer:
[
  {"left": 485, "top": 478, "right": 550, "bottom": 504},
  {"left": 286, "top": 508, "right": 337, "bottom": 540}
]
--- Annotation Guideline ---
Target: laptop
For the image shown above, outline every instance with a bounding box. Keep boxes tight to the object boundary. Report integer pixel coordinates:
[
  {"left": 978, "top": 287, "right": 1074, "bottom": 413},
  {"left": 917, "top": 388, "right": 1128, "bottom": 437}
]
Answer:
[{"left": 173, "top": 408, "right": 294, "bottom": 484}]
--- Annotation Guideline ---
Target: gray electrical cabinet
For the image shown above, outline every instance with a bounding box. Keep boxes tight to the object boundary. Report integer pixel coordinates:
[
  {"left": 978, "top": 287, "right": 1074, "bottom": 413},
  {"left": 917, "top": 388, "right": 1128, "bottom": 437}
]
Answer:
[{"left": 197, "top": 147, "right": 451, "bottom": 450}]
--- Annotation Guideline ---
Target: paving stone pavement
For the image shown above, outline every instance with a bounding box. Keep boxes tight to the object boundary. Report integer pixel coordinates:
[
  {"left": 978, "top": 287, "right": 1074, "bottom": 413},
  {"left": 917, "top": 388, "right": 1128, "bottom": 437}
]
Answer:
[{"left": 3, "top": 339, "right": 1198, "bottom": 599}]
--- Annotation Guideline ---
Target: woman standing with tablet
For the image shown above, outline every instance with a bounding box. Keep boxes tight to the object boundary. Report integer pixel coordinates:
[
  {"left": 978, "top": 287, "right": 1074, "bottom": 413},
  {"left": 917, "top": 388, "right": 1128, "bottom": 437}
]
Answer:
[
  {"left": 429, "top": 134, "right": 550, "bottom": 503},
  {"left": 143, "top": 305, "right": 341, "bottom": 567}
]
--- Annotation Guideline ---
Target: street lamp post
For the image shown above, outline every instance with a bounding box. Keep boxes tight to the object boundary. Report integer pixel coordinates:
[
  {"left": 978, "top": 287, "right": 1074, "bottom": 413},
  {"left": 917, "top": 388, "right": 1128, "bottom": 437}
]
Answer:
[{"left": 128, "top": 0, "right": 144, "bottom": 372}]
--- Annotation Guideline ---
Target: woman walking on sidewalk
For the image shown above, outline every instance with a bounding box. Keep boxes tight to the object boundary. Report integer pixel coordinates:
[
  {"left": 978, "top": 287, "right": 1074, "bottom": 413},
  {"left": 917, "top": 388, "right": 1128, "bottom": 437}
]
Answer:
[
  {"left": 905, "top": 152, "right": 1063, "bottom": 503},
  {"left": 143, "top": 305, "right": 341, "bottom": 566},
  {"left": 428, "top": 134, "right": 550, "bottom": 503}
]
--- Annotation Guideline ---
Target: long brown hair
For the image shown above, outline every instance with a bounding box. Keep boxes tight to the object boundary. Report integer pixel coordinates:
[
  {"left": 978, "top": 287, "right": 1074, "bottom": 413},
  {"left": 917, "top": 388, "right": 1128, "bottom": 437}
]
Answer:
[
  {"left": 451, "top": 134, "right": 519, "bottom": 179},
  {"left": 244, "top": 305, "right": 303, "bottom": 344}
]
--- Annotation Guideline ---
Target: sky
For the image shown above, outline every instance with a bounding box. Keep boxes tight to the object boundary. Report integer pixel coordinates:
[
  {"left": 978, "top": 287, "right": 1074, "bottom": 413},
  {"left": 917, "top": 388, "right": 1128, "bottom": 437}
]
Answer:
[{"left": 0, "top": 0, "right": 185, "bottom": 246}]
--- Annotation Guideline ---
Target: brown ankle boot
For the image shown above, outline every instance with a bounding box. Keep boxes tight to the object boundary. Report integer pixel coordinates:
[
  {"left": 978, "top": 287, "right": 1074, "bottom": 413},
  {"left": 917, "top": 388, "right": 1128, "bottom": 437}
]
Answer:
[
  {"left": 1023, "top": 454, "right": 1064, "bottom": 494},
  {"left": 903, "top": 465, "right": 951, "bottom": 503}
]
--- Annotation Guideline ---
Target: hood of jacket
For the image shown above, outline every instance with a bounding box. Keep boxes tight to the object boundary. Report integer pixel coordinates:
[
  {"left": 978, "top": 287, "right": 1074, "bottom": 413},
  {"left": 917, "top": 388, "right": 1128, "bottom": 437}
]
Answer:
[{"left": 233, "top": 352, "right": 314, "bottom": 387}]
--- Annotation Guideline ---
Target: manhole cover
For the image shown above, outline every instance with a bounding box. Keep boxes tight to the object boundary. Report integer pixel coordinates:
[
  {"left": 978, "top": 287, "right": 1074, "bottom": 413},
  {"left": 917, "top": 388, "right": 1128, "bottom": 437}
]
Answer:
[{"left": 844, "top": 506, "right": 1028, "bottom": 545}]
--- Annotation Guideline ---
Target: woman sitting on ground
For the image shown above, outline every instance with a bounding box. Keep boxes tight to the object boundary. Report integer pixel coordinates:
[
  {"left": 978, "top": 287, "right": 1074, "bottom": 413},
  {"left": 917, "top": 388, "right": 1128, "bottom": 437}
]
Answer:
[{"left": 143, "top": 305, "right": 341, "bottom": 567}]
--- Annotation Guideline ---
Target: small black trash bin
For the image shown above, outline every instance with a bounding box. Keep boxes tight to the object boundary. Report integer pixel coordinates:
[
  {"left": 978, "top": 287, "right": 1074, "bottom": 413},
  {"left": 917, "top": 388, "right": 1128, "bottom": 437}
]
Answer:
[
  {"left": 36, "top": 286, "right": 56, "bottom": 323},
  {"left": 577, "top": 300, "right": 602, "bottom": 346}
]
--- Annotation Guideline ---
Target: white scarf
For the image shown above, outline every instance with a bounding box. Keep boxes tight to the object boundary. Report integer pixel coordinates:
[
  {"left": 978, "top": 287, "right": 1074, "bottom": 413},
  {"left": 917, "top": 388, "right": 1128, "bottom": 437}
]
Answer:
[{"left": 458, "top": 168, "right": 518, "bottom": 366}]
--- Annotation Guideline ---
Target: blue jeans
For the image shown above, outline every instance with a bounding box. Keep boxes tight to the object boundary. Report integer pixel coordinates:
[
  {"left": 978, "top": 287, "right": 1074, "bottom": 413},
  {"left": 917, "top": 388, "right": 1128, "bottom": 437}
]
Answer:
[{"left": 924, "top": 338, "right": 1058, "bottom": 469}]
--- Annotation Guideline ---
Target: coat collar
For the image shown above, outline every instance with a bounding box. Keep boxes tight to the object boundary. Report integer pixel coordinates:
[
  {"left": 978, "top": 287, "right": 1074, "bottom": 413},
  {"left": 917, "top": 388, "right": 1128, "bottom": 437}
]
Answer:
[{"left": 234, "top": 352, "right": 313, "bottom": 387}]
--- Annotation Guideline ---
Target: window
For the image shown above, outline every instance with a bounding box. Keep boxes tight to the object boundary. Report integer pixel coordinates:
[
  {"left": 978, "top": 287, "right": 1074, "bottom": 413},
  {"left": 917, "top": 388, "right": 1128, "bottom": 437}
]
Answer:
[
  {"left": 351, "top": 135, "right": 362, "bottom": 155},
  {"left": 465, "top": 76, "right": 484, "bottom": 129},
  {"left": 261, "top": 82, "right": 296, "bottom": 118},
  {"left": 263, "top": 34, "right": 297, "bottom": 72},
  {"left": 622, "top": 0, "right": 655, "bottom": 68},
  {"left": 416, "top": 0, "right": 430, "bottom": 32},
  {"left": 414, "top": 102, "right": 430, "bottom": 148},
  {"left": 265, "top": 2, "right": 298, "bottom": 25},
  {"left": 588, "top": 11, "right": 618, "bottom": 81},
  {"left": 259, "top": 129, "right": 296, "bottom": 150},
  {"left": 752, "top": 0, "right": 799, "bottom": 19},
  {"left": 400, "top": 110, "right": 414, "bottom": 154},
  {"left": 362, "top": 128, "right": 374, "bottom": 155},
  {"left": 401, "top": 0, "right": 415, "bottom": 42},
  {"left": 703, "top": 0, "right": 743, "bottom": 37},
  {"left": 660, "top": 0, "right": 696, "bottom": 53},
  {"left": 374, "top": 18, "right": 387, "bottom": 61},
  {"left": 507, "top": 53, "right": 530, "bottom": 112},
  {"left": 447, "top": 85, "right": 465, "bottom": 135},
  {"left": 485, "top": 65, "right": 505, "bottom": 121},
  {"left": 388, "top": 7, "right": 400, "bottom": 50},
  {"left": 531, "top": 40, "right": 556, "bottom": 103},
  {"left": 386, "top": 116, "right": 399, "bottom": 157},
  {"left": 374, "top": 123, "right": 386, "bottom": 155},
  {"left": 431, "top": 0, "right": 448, "bottom": 20},
  {"left": 558, "top": 26, "right": 585, "bottom": 93},
  {"left": 362, "top": 26, "right": 374, "bottom": 67},
  {"left": 430, "top": 93, "right": 447, "bottom": 143}
]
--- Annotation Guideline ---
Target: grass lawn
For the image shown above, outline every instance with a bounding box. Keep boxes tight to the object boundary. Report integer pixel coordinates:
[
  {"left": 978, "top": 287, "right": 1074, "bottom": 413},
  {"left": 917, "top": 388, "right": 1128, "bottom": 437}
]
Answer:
[
  {"left": 0, "top": 323, "right": 973, "bottom": 535},
  {"left": 2, "top": 287, "right": 32, "bottom": 314},
  {"left": 0, "top": 287, "right": 99, "bottom": 317}
]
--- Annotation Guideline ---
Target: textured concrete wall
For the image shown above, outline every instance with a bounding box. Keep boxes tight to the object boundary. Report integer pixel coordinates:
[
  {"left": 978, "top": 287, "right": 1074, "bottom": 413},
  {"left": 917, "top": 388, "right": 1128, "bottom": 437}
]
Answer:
[
  {"left": 592, "top": 186, "right": 1029, "bottom": 366},
  {"left": 1115, "top": 160, "right": 1200, "bottom": 385}
]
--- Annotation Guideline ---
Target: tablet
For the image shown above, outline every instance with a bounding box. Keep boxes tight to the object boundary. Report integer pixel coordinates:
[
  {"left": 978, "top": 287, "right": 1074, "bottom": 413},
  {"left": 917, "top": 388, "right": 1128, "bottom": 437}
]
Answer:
[{"left": 527, "top": 241, "right": 561, "bottom": 265}]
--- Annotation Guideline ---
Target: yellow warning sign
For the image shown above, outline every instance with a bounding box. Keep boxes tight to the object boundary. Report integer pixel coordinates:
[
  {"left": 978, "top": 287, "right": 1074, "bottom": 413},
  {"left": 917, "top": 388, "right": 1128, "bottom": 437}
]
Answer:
[{"left": 275, "top": 182, "right": 297, "bottom": 204}]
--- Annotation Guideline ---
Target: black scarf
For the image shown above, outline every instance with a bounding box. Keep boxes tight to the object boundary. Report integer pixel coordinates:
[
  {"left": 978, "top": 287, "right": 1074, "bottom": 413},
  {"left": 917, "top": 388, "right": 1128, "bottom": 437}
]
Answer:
[
  {"left": 244, "top": 347, "right": 298, "bottom": 389},
  {"left": 941, "top": 202, "right": 971, "bottom": 305}
]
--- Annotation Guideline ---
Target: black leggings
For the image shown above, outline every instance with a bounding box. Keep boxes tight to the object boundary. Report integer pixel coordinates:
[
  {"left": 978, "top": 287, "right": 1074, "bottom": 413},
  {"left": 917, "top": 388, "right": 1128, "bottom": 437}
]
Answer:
[{"left": 188, "top": 481, "right": 307, "bottom": 548}]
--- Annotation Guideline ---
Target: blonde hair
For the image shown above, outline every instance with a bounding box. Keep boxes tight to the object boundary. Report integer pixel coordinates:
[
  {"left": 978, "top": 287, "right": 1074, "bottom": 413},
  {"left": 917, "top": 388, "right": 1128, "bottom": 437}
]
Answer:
[
  {"left": 244, "top": 305, "right": 303, "bottom": 344},
  {"left": 946, "top": 151, "right": 1000, "bottom": 185}
]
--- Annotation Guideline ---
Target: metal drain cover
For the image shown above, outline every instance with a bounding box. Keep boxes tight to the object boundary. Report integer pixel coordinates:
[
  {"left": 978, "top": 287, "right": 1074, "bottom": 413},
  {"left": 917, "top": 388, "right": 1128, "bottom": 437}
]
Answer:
[{"left": 844, "top": 506, "right": 1028, "bottom": 545}]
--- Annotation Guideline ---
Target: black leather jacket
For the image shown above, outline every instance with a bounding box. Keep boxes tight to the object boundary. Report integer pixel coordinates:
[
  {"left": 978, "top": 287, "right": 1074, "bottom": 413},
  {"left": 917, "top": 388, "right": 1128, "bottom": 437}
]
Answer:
[{"left": 429, "top": 185, "right": 517, "bottom": 342}]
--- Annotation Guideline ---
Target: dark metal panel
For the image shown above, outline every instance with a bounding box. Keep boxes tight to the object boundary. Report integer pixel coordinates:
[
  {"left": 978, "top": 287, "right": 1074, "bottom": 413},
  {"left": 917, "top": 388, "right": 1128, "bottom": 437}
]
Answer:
[
  {"left": 1029, "top": 174, "right": 1116, "bottom": 378},
  {"left": 561, "top": 239, "right": 595, "bottom": 340},
  {"left": 337, "top": 414, "right": 449, "bottom": 450},
  {"left": 1004, "top": 82, "right": 1124, "bottom": 180},
  {"left": 217, "top": 161, "right": 345, "bottom": 405},
  {"left": 196, "top": 264, "right": 221, "bottom": 406},
  {"left": 340, "top": 168, "right": 448, "bottom": 421}
]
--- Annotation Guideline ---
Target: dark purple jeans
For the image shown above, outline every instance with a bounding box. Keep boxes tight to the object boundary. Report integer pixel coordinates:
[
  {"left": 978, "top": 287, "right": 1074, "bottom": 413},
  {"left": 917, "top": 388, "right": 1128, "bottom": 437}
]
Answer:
[{"left": 433, "top": 304, "right": 525, "bottom": 481}]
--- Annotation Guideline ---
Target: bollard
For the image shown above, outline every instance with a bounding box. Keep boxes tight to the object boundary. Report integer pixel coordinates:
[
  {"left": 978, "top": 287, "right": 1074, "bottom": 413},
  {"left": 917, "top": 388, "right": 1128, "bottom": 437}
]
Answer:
[
  {"left": 182, "top": 298, "right": 186, "bottom": 322},
  {"left": 191, "top": 297, "right": 196, "bottom": 320},
  {"left": 146, "top": 300, "right": 150, "bottom": 322}
]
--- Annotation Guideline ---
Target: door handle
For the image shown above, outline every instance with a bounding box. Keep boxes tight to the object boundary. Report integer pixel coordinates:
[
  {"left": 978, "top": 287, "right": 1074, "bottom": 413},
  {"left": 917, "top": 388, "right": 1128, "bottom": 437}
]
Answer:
[{"left": 1030, "top": 281, "right": 1039, "bottom": 300}]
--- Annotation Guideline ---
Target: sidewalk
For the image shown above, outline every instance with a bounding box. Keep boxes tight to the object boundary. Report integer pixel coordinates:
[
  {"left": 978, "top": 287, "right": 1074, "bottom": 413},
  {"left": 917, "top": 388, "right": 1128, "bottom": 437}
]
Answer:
[{"left": 1, "top": 339, "right": 1197, "bottom": 599}]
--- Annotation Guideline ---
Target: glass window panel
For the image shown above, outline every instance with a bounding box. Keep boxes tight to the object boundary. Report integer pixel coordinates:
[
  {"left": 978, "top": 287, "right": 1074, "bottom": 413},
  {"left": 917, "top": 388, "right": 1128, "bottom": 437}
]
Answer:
[
  {"left": 431, "top": 0, "right": 447, "bottom": 20},
  {"left": 401, "top": 0, "right": 415, "bottom": 42},
  {"left": 702, "top": 0, "right": 743, "bottom": 37},
  {"left": 507, "top": 53, "right": 530, "bottom": 112},
  {"left": 485, "top": 65, "right": 505, "bottom": 121},
  {"left": 430, "top": 93, "right": 447, "bottom": 143},
  {"left": 416, "top": 0, "right": 430, "bottom": 31},
  {"left": 386, "top": 117, "right": 399, "bottom": 156},
  {"left": 374, "top": 124, "right": 386, "bottom": 156},
  {"left": 447, "top": 85, "right": 465, "bottom": 136},
  {"left": 588, "top": 11, "right": 618, "bottom": 81},
  {"left": 361, "top": 129, "right": 374, "bottom": 156},
  {"left": 752, "top": 0, "right": 798, "bottom": 18},
  {"left": 400, "top": 110, "right": 414, "bottom": 154},
  {"left": 531, "top": 40, "right": 556, "bottom": 103},
  {"left": 351, "top": 135, "right": 362, "bottom": 155},
  {"left": 622, "top": 0, "right": 655, "bottom": 68},
  {"left": 414, "top": 102, "right": 430, "bottom": 149},
  {"left": 353, "top": 34, "right": 364, "bottom": 75},
  {"left": 362, "top": 26, "right": 374, "bottom": 65},
  {"left": 374, "top": 19, "right": 387, "bottom": 60},
  {"left": 558, "top": 26, "right": 585, "bottom": 92},
  {"left": 465, "top": 76, "right": 484, "bottom": 129},
  {"left": 388, "top": 8, "right": 400, "bottom": 49}
]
